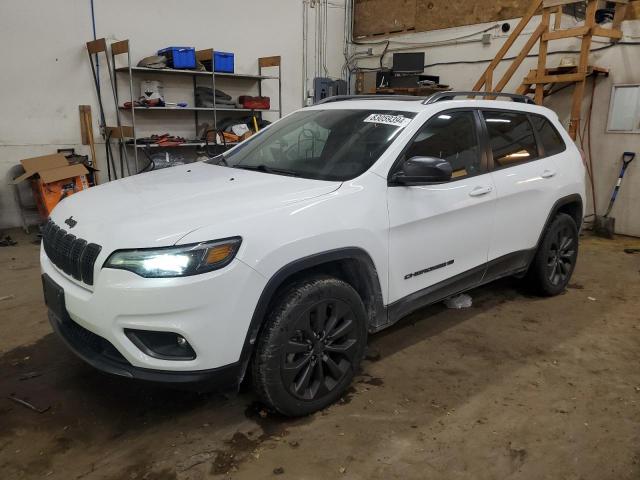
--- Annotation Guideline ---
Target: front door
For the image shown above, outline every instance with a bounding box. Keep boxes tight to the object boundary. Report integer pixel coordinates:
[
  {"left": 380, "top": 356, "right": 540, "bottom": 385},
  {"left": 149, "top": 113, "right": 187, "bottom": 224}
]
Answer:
[{"left": 387, "top": 109, "right": 496, "bottom": 306}]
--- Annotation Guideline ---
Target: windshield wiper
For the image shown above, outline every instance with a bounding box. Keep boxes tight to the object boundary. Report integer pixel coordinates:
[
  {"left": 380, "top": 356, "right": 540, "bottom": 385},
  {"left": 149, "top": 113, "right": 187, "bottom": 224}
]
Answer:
[
  {"left": 205, "top": 154, "right": 227, "bottom": 166},
  {"left": 233, "top": 164, "right": 301, "bottom": 177}
]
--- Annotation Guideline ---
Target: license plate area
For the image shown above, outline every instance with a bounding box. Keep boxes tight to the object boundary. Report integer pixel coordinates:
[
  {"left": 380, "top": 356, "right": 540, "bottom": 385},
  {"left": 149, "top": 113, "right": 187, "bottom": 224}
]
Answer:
[{"left": 42, "top": 273, "right": 67, "bottom": 321}]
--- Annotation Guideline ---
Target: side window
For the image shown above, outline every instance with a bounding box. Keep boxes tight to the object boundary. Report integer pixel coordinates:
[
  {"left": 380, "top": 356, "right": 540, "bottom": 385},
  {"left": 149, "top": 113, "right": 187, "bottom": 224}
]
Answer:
[
  {"left": 529, "top": 115, "right": 566, "bottom": 157},
  {"left": 403, "top": 110, "right": 481, "bottom": 179},
  {"left": 483, "top": 111, "right": 538, "bottom": 168}
]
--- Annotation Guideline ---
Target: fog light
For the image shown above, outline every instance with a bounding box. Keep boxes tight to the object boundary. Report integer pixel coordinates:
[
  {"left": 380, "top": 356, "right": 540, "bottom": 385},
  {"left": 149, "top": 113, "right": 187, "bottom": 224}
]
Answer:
[{"left": 125, "top": 329, "right": 196, "bottom": 360}]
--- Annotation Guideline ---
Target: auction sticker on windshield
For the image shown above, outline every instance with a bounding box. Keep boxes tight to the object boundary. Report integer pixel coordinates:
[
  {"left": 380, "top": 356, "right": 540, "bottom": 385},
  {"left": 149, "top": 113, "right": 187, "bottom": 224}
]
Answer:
[{"left": 364, "top": 113, "right": 412, "bottom": 128}]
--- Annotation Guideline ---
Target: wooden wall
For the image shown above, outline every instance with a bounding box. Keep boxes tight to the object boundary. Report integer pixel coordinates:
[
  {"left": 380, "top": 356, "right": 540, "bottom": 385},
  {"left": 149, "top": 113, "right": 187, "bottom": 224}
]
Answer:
[
  {"left": 353, "top": 0, "right": 639, "bottom": 38},
  {"left": 415, "top": 0, "right": 530, "bottom": 32},
  {"left": 353, "top": 0, "right": 417, "bottom": 37}
]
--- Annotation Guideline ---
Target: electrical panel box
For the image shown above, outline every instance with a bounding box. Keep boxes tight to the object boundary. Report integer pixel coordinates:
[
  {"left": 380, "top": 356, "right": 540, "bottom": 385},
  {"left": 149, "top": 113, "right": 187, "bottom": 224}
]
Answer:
[{"left": 313, "top": 77, "right": 337, "bottom": 103}]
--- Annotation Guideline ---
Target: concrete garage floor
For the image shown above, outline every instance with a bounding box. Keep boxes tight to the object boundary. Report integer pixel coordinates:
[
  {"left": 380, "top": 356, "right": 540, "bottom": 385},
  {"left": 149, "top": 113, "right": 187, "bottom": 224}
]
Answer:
[{"left": 1, "top": 229, "right": 639, "bottom": 480}]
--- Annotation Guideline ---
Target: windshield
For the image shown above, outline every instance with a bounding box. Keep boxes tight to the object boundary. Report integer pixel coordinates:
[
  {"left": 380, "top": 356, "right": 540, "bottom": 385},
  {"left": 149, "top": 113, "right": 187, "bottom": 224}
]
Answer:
[{"left": 209, "top": 109, "right": 416, "bottom": 181}]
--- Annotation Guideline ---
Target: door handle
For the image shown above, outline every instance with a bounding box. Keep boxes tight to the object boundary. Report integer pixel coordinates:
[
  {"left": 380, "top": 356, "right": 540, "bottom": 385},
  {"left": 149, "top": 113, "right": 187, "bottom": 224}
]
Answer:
[
  {"left": 468, "top": 185, "right": 494, "bottom": 197},
  {"left": 541, "top": 169, "right": 556, "bottom": 179}
]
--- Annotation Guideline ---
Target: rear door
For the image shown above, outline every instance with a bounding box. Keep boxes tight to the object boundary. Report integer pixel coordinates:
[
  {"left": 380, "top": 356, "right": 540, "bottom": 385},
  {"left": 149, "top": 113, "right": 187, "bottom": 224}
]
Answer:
[
  {"left": 482, "top": 110, "right": 566, "bottom": 268},
  {"left": 387, "top": 109, "right": 496, "bottom": 304}
]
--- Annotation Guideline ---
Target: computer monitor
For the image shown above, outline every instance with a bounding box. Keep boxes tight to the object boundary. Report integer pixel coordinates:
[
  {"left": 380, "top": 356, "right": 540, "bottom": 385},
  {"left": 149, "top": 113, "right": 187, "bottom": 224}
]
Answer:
[{"left": 392, "top": 52, "right": 425, "bottom": 74}]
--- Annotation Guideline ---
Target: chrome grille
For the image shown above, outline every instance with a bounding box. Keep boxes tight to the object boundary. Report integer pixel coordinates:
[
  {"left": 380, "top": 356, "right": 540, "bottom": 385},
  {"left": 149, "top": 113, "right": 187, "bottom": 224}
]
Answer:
[{"left": 42, "top": 219, "right": 102, "bottom": 285}]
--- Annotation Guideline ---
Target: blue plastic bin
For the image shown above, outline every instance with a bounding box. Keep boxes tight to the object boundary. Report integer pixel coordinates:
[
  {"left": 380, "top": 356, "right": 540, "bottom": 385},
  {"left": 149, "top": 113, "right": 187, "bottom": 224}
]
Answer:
[
  {"left": 214, "top": 51, "right": 234, "bottom": 73},
  {"left": 157, "top": 47, "right": 196, "bottom": 69}
]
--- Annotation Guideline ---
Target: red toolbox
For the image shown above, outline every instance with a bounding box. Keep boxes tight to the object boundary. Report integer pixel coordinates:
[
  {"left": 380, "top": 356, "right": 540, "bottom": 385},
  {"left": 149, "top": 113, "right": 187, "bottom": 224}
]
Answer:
[{"left": 238, "top": 96, "right": 270, "bottom": 110}]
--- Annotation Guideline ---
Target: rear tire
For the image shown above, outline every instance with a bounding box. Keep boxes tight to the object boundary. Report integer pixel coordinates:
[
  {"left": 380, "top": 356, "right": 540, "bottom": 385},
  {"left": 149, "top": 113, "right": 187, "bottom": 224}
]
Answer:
[
  {"left": 252, "top": 276, "right": 367, "bottom": 416},
  {"left": 526, "top": 213, "right": 579, "bottom": 296}
]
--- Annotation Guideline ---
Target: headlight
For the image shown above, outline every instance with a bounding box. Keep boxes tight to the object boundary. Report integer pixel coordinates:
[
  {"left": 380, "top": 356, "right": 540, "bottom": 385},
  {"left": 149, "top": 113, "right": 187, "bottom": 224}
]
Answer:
[{"left": 103, "top": 237, "right": 241, "bottom": 278}]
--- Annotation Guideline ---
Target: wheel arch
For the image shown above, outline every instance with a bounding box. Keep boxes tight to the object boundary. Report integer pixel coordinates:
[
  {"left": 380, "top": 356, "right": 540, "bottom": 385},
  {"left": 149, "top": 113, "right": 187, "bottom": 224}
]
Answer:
[
  {"left": 554, "top": 194, "right": 583, "bottom": 230},
  {"left": 533, "top": 193, "right": 583, "bottom": 253},
  {"left": 236, "top": 248, "right": 386, "bottom": 382}
]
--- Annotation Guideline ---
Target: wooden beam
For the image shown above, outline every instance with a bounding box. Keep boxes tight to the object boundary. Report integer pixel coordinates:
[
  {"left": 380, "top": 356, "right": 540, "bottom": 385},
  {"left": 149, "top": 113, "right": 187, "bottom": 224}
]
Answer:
[
  {"left": 554, "top": 5, "right": 563, "bottom": 29},
  {"left": 523, "top": 72, "right": 586, "bottom": 84},
  {"left": 592, "top": 26, "right": 623, "bottom": 39},
  {"left": 493, "top": 22, "right": 547, "bottom": 93},
  {"left": 569, "top": 0, "right": 598, "bottom": 139},
  {"left": 78, "top": 105, "right": 91, "bottom": 145},
  {"left": 472, "top": 0, "right": 544, "bottom": 91},
  {"left": 535, "top": 9, "right": 551, "bottom": 104},
  {"left": 613, "top": 2, "right": 629, "bottom": 29},
  {"left": 79, "top": 105, "right": 99, "bottom": 184},
  {"left": 485, "top": 70, "right": 493, "bottom": 92},
  {"left": 542, "top": 26, "right": 589, "bottom": 40},
  {"left": 543, "top": 0, "right": 584, "bottom": 7}
]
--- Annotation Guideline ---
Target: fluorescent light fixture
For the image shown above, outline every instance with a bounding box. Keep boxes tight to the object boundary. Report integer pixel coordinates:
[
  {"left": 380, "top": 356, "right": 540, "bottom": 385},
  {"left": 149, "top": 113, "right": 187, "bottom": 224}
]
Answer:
[
  {"left": 486, "top": 118, "right": 511, "bottom": 123},
  {"left": 505, "top": 151, "right": 530, "bottom": 158},
  {"left": 438, "top": 114, "right": 452, "bottom": 120}
]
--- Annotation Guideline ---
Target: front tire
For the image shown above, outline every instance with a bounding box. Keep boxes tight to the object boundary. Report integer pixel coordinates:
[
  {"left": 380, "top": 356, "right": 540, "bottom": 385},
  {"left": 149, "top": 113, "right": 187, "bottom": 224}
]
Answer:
[
  {"left": 526, "top": 213, "right": 579, "bottom": 296},
  {"left": 252, "top": 276, "right": 367, "bottom": 416}
]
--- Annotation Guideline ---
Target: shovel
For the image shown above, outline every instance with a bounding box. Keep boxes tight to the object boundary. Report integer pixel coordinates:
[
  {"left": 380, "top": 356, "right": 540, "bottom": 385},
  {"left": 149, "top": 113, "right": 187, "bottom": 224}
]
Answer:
[{"left": 594, "top": 151, "right": 636, "bottom": 238}]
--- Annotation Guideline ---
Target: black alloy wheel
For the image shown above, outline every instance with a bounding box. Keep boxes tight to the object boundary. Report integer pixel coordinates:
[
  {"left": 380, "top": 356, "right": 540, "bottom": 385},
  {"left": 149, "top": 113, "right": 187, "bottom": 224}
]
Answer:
[
  {"left": 283, "top": 299, "right": 358, "bottom": 400},
  {"left": 253, "top": 276, "right": 367, "bottom": 416},
  {"left": 546, "top": 223, "right": 576, "bottom": 286},
  {"left": 527, "top": 212, "right": 579, "bottom": 296}
]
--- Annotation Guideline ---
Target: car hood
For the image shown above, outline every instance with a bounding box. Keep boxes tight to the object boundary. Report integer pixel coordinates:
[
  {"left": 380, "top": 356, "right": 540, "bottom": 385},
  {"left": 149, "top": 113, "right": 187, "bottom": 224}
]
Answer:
[{"left": 49, "top": 162, "right": 341, "bottom": 248}]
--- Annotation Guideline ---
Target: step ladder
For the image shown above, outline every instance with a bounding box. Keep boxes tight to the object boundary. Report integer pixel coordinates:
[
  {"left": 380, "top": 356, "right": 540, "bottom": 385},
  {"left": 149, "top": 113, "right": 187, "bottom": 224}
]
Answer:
[{"left": 472, "top": 0, "right": 629, "bottom": 140}]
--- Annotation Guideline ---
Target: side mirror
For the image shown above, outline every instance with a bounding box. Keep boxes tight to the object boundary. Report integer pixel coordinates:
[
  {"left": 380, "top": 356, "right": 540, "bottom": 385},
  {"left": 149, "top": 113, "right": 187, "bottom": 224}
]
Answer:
[{"left": 391, "top": 156, "right": 453, "bottom": 186}]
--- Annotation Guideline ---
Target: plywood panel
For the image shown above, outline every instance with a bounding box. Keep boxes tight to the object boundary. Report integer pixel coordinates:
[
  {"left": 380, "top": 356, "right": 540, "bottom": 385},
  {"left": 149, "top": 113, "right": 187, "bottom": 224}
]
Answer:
[
  {"left": 627, "top": 0, "right": 640, "bottom": 19},
  {"left": 415, "top": 0, "right": 532, "bottom": 32},
  {"left": 353, "top": 0, "right": 416, "bottom": 37},
  {"left": 353, "top": 0, "right": 635, "bottom": 38}
]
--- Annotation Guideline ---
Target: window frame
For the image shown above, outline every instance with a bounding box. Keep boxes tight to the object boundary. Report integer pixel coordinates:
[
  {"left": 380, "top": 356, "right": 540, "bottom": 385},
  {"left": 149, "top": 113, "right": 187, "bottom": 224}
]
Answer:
[
  {"left": 387, "top": 108, "right": 489, "bottom": 185},
  {"left": 606, "top": 84, "right": 640, "bottom": 134},
  {"left": 478, "top": 108, "right": 566, "bottom": 172}
]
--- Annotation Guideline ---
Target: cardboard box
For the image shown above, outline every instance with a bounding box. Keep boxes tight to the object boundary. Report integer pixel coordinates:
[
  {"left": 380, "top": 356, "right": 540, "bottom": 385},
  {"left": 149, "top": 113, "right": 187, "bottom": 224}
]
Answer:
[{"left": 12, "top": 153, "right": 89, "bottom": 218}]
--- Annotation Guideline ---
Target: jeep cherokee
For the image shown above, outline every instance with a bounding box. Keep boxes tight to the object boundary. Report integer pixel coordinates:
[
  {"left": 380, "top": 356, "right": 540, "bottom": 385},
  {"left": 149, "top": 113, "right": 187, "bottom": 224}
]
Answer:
[{"left": 41, "top": 92, "right": 585, "bottom": 416}]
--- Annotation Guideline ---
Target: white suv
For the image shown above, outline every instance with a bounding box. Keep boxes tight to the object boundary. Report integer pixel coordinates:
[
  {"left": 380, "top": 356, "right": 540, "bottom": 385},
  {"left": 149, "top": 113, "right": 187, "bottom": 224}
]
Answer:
[{"left": 41, "top": 92, "right": 585, "bottom": 416}]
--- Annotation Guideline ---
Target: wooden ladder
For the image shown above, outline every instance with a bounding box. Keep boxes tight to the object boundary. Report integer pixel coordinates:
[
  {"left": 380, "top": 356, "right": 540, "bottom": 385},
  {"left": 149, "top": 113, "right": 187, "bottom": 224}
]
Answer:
[{"left": 472, "top": 0, "right": 629, "bottom": 140}]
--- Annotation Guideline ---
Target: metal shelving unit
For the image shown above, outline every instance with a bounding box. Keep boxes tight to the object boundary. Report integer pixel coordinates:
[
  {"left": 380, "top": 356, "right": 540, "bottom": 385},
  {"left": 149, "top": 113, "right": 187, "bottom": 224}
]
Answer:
[
  {"left": 119, "top": 106, "right": 279, "bottom": 113},
  {"left": 111, "top": 41, "right": 282, "bottom": 168},
  {"left": 115, "top": 66, "right": 278, "bottom": 81},
  {"left": 130, "top": 141, "right": 239, "bottom": 149}
]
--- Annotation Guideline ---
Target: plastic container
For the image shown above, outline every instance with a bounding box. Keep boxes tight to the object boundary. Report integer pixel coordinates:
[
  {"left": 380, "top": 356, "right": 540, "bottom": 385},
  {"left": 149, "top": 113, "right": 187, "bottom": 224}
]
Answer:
[
  {"left": 214, "top": 51, "right": 234, "bottom": 73},
  {"left": 444, "top": 293, "right": 472, "bottom": 309},
  {"left": 157, "top": 47, "right": 196, "bottom": 69}
]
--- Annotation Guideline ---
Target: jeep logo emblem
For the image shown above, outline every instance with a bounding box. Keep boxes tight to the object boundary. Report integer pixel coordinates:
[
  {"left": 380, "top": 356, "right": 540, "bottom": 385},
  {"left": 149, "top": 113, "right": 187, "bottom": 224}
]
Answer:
[{"left": 64, "top": 216, "right": 77, "bottom": 228}]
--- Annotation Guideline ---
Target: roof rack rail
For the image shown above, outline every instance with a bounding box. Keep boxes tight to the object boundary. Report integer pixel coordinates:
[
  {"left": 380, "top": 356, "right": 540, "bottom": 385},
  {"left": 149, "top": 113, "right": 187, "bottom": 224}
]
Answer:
[
  {"left": 423, "top": 91, "right": 536, "bottom": 105},
  {"left": 316, "top": 95, "right": 423, "bottom": 104}
]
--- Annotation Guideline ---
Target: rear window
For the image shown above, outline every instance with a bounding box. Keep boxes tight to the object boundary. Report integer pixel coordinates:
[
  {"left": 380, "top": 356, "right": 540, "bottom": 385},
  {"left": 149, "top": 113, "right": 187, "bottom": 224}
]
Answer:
[
  {"left": 529, "top": 115, "right": 566, "bottom": 157},
  {"left": 483, "top": 111, "right": 539, "bottom": 168}
]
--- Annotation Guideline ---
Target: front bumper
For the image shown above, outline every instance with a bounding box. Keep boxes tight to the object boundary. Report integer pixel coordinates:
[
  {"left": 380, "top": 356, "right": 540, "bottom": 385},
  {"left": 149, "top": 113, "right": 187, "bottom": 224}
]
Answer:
[
  {"left": 47, "top": 306, "right": 242, "bottom": 386},
  {"left": 41, "top": 246, "right": 267, "bottom": 376}
]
